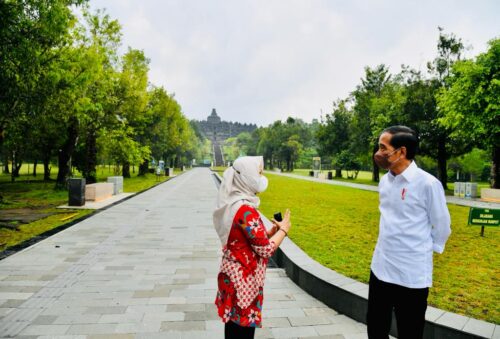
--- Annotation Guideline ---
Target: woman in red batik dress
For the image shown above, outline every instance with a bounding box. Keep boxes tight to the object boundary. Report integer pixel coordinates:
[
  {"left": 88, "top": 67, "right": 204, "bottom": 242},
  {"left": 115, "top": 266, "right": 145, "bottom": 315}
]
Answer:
[{"left": 213, "top": 156, "right": 292, "bottom": 339}]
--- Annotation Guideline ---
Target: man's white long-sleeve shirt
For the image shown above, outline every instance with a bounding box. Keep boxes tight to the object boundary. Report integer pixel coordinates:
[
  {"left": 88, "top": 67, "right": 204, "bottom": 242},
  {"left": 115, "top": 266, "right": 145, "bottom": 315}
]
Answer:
[{"left": 371, "top": 161, "right": 451, "bottom": 288}]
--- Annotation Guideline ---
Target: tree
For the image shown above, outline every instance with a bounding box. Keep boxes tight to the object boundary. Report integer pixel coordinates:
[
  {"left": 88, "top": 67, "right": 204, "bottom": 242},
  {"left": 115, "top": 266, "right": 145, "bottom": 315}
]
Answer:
[
  {"left": 422, "top": 27, "right": 466, "bottom": 189},
  {"left": 0, "top": 0, "right": 87, "bottom": 182},
  {"left": 459, "top": 149, "right": 490, "bottom": 182},
  {"left": 334, "top": 150, "right": 362, "bottom": 179},
  {"left": 316, "top": 100, "right": 352, "bottom": 177},
  {"left": 145, "top": 87, "right": 195, "bottom": 168},
  {"left": 256, "top": 117, "right": 311, "bottom": 171},
  {"left": 438, "top": 38, "right": 500, "bottom": 188},
  {"left": 114, "top": 48, "right": 150, "bottom": 177},
  {"left": 72, "top": 8, "right": 122, "bottom": 184},
  {"left": 351, "top": 64, "right": 391, "bottom": 182}
]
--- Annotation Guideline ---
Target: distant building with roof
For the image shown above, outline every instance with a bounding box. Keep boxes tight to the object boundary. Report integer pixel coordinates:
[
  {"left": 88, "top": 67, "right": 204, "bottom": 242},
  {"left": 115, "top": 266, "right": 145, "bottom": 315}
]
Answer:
[{"left": 195, "top": 108, "right": 257, "bottom": 142}]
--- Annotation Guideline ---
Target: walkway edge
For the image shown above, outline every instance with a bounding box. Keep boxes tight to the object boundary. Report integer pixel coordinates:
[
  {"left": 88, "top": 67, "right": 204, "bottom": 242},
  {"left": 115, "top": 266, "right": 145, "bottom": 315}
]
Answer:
[{"left": 213, "top": 171, "right": 498, "bottom": 339}]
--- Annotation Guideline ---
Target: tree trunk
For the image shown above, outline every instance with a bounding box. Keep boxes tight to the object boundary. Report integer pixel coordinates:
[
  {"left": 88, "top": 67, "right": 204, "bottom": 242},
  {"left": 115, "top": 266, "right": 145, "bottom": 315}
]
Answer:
[
  {"left": 492, "top": 146, "right": 499, "bottom": 189},
  {"left": 43, "top": 156, "right": 51, "bottom": 181},
  {"left": 12, "top": 160, "right": 22, "bottom": 181},
  {"left": 3, "top": 161, "right": 9, "bottom": 174},
  {"left": 139, "top": 159, "right": 149, "bottom": 176},
  {"left": 122, "top": 162, "right": 131, "bottom": 178},
  {"left": 437, "top": 138, "right": 448, "bottom": 190},
  {"left": 11, "top": 151, "right": 21, "bottom": 182},
  {"left": 372, "top": 145, "right": 380, "bottom": 182},
  {"left": 84, "top": 130, "right": 97, "bottom": 184},
  {"left": 335, "top": 169, "right": 342, "bottom": 178},
  {"left": 33, "top": 159, "right": 37, "bottom": 177},
  {"left": 56, "top": 119, "right": 79, "bottom": 188}
]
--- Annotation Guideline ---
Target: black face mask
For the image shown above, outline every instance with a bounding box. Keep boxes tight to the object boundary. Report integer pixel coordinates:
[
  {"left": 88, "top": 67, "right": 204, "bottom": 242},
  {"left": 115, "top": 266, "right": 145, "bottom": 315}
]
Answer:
[{"left": 374, "top": 148, "right": 400, "bottom": 170}]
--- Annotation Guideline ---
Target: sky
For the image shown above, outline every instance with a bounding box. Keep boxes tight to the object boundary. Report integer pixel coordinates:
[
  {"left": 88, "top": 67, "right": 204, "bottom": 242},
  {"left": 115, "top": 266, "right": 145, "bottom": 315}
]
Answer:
[{"left": 88, "top": 0, "right": 499, "bottom": 126}]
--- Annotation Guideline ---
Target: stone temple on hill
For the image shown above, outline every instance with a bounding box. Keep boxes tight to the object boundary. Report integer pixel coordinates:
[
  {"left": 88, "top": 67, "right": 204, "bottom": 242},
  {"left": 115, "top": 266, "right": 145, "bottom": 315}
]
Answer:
[
  {"left": 194, "top": 109, "right": 257, "bottom": 166},
  {"left": 196, "top": 108, "right": 257, "bottom": 142}
]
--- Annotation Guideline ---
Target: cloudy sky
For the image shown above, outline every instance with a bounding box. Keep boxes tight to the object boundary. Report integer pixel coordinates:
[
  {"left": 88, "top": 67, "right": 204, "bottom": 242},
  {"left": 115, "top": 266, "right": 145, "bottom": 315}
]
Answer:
[{"left": 89, "top": 0, "right": 499, "bottom": 126}]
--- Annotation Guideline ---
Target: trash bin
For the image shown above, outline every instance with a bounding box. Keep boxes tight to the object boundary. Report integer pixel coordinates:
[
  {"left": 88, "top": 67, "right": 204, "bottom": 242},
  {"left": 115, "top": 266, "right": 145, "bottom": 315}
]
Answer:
[
  {"left": 465, "top": 183, "right": 478, "bottom": 199},
  {"left": 458, "top": 182, "right": 466, "bottom": 198},
  {"left": 166, "top": 168, "right": 174, "bottom": 176},
  {"left": 327, "top": 171, "right": 333, "bottom": 180},
  {"left": 309, "top": 170, "right": 314, "bottom": 177},
  {"left": 454, "top": 182, "right": 460, "bottom": 197},
  {"left": 68, "top": 178, "right": 86, "bottom": 206}
]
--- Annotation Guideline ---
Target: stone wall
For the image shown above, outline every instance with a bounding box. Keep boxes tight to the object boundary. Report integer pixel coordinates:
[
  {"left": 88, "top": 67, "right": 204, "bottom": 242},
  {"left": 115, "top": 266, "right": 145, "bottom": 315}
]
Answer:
[{"left": 194, "top": 108, "right": 257, "bottom": 142}]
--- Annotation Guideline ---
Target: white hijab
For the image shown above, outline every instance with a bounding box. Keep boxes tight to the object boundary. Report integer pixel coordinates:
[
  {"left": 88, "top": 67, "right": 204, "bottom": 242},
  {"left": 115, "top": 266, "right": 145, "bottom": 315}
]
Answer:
[{"left": 213, "top": 156, "right": 265, "bottom": 246}]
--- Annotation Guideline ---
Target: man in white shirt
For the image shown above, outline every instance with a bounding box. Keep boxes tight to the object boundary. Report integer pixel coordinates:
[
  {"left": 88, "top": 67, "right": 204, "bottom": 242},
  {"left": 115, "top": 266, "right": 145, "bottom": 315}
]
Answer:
[{"left": 367, "top": 126, "right": 451, "bottom": 339}]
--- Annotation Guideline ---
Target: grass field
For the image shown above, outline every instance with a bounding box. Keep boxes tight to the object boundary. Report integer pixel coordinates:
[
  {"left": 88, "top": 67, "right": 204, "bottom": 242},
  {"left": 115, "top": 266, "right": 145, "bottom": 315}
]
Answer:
[
  {"left": 291, "top": 169, "right": 491, "bottom": 195},
  {"left": 0, "top": 164, "right": 171, "bottom": 252},
  {"left": 256, "top": 173, "right": 499, "bottom": 324}
]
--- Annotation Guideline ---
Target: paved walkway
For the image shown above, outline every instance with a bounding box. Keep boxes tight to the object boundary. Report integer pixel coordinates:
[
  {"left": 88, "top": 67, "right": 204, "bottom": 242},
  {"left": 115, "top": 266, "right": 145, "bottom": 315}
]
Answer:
[
  {"left": 269, "top": 171, "right": 500, "bottom": 209},
  {"left": 0, "top": 168, "right": 367, "bottom": 339}
]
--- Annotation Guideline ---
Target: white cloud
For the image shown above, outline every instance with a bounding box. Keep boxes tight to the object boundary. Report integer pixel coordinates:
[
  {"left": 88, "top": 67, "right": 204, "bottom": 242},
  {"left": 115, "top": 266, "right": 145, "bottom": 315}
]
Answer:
[{"left": 89, "top": 0, "right": 500, "bottom": 126}]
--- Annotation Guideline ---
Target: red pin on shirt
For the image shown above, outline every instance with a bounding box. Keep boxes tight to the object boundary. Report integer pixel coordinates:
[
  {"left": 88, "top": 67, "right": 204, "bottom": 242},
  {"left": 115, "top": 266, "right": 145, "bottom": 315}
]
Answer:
[{"left": 401, "top": 188, "right": 407, "bottom": 200}]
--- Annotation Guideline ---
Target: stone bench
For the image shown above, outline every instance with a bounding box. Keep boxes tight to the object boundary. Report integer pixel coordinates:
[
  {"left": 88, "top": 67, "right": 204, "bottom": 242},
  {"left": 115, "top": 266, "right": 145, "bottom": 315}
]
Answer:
[
  {"left": 481, "top": 188, "right": 500, "bottom": 203},
  {"left": 85, "top": 183, "right": 114, "bottom": 202}
]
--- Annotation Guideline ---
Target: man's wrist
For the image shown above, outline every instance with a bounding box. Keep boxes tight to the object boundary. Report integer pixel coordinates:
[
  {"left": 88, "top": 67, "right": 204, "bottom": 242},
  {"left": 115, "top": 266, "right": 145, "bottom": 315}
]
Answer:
[{"left": 279, "top": 228, "right": 288, "bottom": 237}]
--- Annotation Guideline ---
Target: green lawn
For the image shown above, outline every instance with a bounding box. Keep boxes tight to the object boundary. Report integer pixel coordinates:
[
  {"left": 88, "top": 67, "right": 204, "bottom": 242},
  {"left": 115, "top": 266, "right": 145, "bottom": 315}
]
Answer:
[
  {"left": 211, "top": 166, "right": 227, "bottom": 174},
  {"left": 0, "top": 164, "right": 172, "bottom": 252},
  {"left": 291, "top": 169, "right": 491, "bottom": 195},
  {"left": 258, "top": 173, "right": 499, "bottom": 324}
]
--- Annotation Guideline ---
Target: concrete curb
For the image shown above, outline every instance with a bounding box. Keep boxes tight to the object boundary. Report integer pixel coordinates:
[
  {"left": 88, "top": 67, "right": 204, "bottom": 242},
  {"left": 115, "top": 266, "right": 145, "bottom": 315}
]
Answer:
[{"left": 272, "top": 238, "right": 498, "bottom": 339}]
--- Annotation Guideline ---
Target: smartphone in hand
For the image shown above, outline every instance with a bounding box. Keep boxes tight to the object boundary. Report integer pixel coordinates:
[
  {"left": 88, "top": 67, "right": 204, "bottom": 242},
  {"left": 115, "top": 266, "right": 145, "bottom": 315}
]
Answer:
[{"left": 274, "top": 212, "right": 282, "bottom": 222}]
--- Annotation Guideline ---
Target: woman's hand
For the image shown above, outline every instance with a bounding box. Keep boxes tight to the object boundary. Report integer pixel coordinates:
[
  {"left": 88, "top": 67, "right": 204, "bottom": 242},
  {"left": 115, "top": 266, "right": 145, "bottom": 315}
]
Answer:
[
  {"left": 267, "top": 223, "right": 279, "bottom": 237},
  {"left": 272, "top": 209, "right": 291, "bottom": 235}
]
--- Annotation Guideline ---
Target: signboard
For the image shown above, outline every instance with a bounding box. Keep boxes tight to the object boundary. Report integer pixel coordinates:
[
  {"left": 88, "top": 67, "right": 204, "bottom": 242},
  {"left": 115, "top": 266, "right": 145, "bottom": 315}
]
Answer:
[
  {"left": 468, "top": 208, "right": 499, "bottom": 236},
  {"left": 468, "top": 208, "right": 500, "bottom": 226}
]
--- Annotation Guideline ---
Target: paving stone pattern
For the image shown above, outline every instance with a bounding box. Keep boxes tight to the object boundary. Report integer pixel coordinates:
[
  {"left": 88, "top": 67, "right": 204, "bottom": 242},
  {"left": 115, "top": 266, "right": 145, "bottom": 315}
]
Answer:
[{"left": 0, "top": 168, "right": 367, "bottom": 338}]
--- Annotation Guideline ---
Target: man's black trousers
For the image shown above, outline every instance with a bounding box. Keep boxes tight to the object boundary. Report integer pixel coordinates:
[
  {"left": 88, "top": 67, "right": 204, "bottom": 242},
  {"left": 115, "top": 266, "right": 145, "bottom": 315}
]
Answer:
[{"left": 367, "top": 271, "right": 429, "bottom": 339}]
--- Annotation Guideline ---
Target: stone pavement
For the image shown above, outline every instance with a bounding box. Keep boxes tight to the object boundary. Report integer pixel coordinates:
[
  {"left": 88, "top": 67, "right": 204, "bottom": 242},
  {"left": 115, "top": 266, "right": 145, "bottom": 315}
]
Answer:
[
  {"left": 0, "top": 168, "right": 367, "bottom": 339},
  {"left": 269, "top": 171, "right": 500, "bottom": 209}
]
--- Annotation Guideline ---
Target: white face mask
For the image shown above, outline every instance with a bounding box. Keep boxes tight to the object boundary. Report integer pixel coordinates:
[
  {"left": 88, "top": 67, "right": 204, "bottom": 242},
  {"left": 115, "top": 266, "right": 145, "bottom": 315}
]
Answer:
[
  {"left": 236, "top": 171, "right": 268, "bottom": 194},
  {"left": 257, "top": 175, "right": 268, "bottom": 193}
]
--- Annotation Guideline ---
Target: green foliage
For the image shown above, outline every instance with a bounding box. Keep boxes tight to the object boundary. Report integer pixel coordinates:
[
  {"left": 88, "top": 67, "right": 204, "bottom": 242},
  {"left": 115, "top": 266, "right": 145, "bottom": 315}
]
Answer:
[
  {"left": 316, "top": 99, "right": 352, "bottom": 157},
  {"left": 295, "top": 147, "right": 319, "bottom": 169},
  {"left": 460, "top": 149, "right": 489, "bottom": 181},
  {"left": 0, "top": 3, "right": 202, "bottom": 184},
  {"left": 257, "top": 117, "right": 313, "bottom": 171},
  {"left": 222, "top": 132, "right": 255, "bottom": 162},
  {"left": 98, "top": 127, "right": 151, "bottom": 170},
  {"left": 334, "top": 150, "right": 362, "bottom": 178},
  {"left": 438, "top": 38, "right": 500, "bottom": 187}
]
